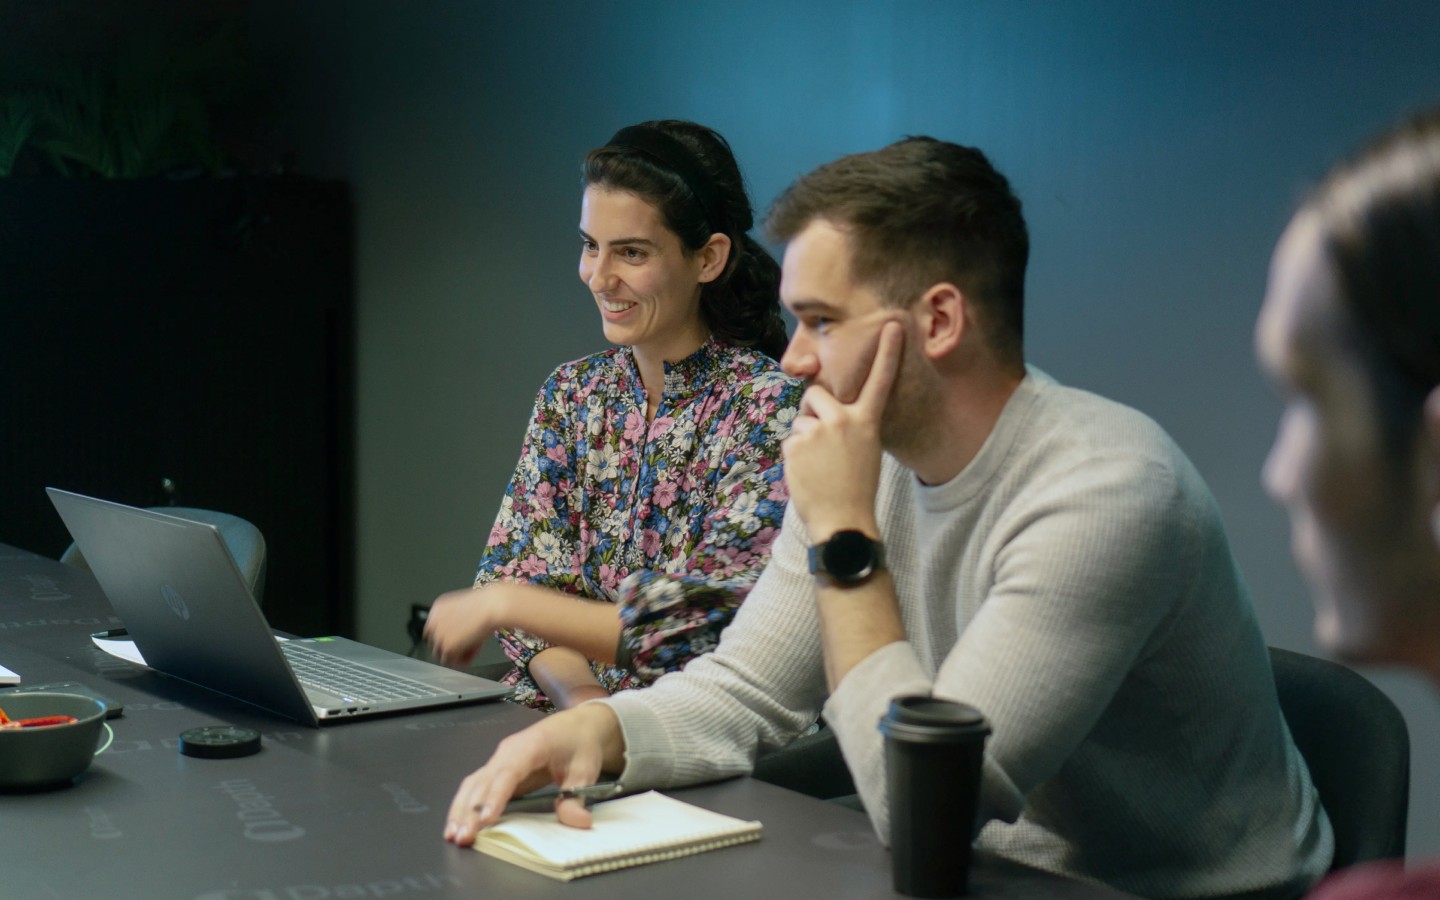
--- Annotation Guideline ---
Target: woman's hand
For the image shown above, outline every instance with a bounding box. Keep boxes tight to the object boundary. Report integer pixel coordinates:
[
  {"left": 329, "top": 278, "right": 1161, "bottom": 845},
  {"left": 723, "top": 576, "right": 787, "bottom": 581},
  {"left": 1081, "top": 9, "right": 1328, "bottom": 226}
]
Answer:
[{"left": 424, "top": 585, "right": 515, "bottom": 666}]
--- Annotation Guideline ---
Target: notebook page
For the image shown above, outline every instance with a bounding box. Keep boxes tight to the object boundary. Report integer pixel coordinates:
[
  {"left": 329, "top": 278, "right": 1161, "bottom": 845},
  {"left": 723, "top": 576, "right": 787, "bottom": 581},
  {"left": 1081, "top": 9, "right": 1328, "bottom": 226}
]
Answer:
[{"left": 474, "top": 790, "right": 762, "bottom": 880}]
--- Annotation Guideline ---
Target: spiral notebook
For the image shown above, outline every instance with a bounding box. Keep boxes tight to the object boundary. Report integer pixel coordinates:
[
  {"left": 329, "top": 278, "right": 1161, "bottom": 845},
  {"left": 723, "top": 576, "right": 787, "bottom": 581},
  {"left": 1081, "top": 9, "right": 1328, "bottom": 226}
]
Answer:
[{"left": 473, "top": 790, "right": 762, "bottom": 881}]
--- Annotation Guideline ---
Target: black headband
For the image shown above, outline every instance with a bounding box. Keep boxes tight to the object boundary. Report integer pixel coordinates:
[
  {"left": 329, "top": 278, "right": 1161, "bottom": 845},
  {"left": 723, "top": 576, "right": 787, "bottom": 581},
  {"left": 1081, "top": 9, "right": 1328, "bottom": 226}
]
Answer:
[{"left": 603, "top": 125, "right": 730, "bottom": 236}]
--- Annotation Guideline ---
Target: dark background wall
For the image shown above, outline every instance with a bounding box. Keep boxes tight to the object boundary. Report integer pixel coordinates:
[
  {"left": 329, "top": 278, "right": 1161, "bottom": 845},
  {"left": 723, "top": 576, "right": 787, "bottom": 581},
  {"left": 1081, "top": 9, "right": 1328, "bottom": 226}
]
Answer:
[{"left": 5, "top": 0, "right": 1438, "bottom": 859}]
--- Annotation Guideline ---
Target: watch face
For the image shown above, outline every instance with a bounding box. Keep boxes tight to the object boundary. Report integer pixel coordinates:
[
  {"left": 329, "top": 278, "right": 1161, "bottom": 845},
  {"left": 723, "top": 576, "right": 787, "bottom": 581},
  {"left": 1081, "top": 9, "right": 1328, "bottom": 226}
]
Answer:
[{"left": 821, "top": 530, "right": 879, "bottom": 582}]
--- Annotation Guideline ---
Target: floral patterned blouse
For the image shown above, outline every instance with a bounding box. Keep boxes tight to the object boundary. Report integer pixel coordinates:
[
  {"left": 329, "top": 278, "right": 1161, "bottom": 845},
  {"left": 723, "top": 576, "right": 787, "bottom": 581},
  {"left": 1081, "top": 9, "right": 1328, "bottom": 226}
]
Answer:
[{"left": 475, "top": 338, "right": 802, "bottom": 710}]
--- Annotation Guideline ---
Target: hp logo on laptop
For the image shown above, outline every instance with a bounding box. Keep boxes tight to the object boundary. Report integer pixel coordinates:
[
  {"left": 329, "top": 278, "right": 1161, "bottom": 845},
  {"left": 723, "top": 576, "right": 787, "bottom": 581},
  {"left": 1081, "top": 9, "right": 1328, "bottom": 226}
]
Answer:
[{"left": 161, "top": 584, "right": 190, "bottom": 621}]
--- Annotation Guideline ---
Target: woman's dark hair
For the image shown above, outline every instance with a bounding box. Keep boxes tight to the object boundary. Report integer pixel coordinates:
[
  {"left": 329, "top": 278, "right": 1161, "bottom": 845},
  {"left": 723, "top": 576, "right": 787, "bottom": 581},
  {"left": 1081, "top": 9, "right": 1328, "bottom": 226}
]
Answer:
[
  {"left": 584, "top": 120, "right": 788, "bottom": 361},
  {"left": 1307, "top": 105, "right": 1440, "bottom": 458}
]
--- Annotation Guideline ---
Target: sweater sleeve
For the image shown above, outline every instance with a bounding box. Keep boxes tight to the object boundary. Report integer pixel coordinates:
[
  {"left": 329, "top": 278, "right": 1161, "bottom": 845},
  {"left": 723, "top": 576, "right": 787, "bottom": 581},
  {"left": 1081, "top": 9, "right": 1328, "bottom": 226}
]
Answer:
[{"left": 602, "top": 509, "right": 829, "bottom": 788}]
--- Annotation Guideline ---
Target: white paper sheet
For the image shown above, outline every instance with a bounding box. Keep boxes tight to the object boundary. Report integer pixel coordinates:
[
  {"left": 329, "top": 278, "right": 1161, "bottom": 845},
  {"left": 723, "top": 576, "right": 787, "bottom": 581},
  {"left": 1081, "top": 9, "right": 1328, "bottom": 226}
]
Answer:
[{"left": 90, "top": 636, "right": 149, "bottom": 667}]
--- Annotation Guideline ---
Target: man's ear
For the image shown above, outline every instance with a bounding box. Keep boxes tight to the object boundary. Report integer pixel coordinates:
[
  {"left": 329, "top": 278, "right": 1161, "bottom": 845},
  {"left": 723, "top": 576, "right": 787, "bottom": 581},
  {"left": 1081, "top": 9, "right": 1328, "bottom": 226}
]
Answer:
[
  {"left": 1423, "top": 387, "right": 1440, "bottom": 547},
  {"left": 696, "top": 233, "right": 733, "bottom": 284},
  {"left": 915, "top": 282, "right": 966, "bottom": 359}
]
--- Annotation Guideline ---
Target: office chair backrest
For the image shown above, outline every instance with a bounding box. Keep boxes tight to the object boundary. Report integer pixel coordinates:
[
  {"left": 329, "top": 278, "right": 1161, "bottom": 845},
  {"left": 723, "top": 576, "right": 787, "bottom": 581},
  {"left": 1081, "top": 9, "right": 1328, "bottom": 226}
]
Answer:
[
  {"left": 61, "top": 506, "right": 267, "bottom": 603},
  {"left": 1269, "top": 646, "right": 1409, "bottom": 870}
]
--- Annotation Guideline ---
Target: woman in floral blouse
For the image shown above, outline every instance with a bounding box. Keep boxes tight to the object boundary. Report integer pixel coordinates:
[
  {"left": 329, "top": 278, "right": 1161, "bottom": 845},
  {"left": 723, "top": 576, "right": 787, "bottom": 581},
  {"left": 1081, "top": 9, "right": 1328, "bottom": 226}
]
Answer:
[{"left": 425, "top": 120, "right": 802, "bottom": 711}]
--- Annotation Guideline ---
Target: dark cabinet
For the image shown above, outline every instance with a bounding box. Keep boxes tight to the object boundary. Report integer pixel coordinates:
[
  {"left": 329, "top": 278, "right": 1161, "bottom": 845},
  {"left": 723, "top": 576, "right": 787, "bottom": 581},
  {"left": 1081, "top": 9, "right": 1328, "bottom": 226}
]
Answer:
[{"left": 0, "top": 176, "right": 354, "bottom": 637}]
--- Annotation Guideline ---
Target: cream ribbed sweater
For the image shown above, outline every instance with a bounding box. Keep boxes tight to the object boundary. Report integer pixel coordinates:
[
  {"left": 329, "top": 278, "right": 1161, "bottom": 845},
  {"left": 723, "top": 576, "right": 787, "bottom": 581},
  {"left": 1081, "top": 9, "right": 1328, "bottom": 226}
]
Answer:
[{"left": 603, "top": 370, "right": 1332, "bottom": 898}]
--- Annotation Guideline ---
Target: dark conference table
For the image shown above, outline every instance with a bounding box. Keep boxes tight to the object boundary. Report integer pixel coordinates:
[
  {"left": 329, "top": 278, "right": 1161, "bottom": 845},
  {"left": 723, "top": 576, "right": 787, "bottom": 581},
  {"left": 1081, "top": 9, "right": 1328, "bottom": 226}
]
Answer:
[{"left": 0, "top": 543, "right": 1137, "bottom": 899}]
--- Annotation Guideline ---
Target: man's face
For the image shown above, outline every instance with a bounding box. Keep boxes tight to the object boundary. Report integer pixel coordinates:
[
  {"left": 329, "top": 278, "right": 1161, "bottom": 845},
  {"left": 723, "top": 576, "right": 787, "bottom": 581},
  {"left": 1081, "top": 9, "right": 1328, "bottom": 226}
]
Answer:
[
  {"left": 779, "top": 219, "right": 912, "bottom": 417},
  {"left": 1256, "top": 214, "right": 1438, "bottom": 663}
]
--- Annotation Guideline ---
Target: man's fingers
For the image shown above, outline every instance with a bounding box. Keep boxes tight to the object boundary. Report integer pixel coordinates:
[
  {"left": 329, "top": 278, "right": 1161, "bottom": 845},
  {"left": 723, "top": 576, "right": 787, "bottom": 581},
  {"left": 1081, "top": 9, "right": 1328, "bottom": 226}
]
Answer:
[
  {"left": 555, "top": 796, "right": 595, "bottom": 829},
  {"left": 446, "top": 769, "right": 510, "bottom": 846},
  {"left": 856, "top": 321, "right": 904, "bottom": 418},
  {"left": 443, "top": 700, "right": 622, "bottom": 847},
  {"left": 553, "top": 753, "right": 605, "bottom": 830},
  {"left": 444, "top": 729, "right": 559, "bottom": 845},
  {"left": 796, "top": 382, "right": 841, "bottom": 423}
]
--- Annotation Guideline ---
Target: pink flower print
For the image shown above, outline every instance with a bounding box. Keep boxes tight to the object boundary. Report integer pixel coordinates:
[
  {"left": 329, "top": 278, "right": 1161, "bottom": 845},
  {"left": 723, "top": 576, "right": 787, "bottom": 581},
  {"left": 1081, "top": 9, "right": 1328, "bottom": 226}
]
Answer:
[
  {"left": 715, "top": 414, "right": 737, "bottom": 438},
  {"left": 487, "top": 522, "right": 509, "bottom": 547},
  {"left": 650, "top": 415, "right": 675, "bottom": 437},
  {"left": 696, "top": 395, "right": 723, "bottom": 423},
  {"left": 640, "top": 529, "right": 662, "bottom": 556},
  {"left": 722, "top": 550, "right": 754, "bottom": 578},
  {"left": 518, "top": 556, "right": 548, "bottom": 577},
  {"left": 599, "top": 563, "right": 625, "bottom": 591},
  {"left": 545, "top": 444, "right": 568, "bottom": 466},
  {"left": 767, "top": 480, "right": 788, "bottom": 502},
  {"left": 653, "top": 478, "right": 678, "bottom": 509},
  {"left": 533, "top": 482, "right": 557, "bottom": 517},
  {"left": 623, "top": 411, "right": 647, "bottom": 443},
  {"left": 718, "top": 546, "right": 747, "bottom": 575}
]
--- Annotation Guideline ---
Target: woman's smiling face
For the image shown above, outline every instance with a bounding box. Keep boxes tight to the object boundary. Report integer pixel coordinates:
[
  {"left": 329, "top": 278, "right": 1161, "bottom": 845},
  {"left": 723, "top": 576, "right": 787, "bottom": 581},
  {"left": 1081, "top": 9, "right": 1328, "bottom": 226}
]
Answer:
[{"left": 578, "top": 186, "right": 711, "bottom": 364}]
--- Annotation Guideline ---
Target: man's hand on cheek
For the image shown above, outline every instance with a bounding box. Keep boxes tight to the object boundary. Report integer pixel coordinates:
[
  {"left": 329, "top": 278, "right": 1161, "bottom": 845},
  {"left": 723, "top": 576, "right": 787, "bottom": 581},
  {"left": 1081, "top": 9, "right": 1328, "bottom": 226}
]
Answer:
[{"left": 781, "top": 321, "right": 904, "bottom": 539}]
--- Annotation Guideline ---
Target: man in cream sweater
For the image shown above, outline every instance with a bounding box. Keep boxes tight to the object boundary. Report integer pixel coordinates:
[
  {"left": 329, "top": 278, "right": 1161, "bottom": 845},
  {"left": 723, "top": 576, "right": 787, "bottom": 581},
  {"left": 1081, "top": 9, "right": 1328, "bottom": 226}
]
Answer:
[{"left": 443, "top": 137, "right": 1333, "bottom": 898}]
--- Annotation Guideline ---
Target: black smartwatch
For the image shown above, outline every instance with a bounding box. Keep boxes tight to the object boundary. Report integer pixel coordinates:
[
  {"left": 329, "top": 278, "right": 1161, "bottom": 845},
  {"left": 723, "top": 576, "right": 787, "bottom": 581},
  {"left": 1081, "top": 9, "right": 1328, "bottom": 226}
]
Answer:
[{"left": 808, "top": 530, "right": 885, "bottom": 586}]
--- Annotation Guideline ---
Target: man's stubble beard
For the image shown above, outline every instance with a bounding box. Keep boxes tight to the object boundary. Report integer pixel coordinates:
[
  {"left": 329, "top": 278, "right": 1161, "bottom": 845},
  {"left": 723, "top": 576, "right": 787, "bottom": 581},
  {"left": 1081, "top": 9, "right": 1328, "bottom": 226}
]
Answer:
[{"left": 878, "top": 345, "right": 943, "bottom": 459}]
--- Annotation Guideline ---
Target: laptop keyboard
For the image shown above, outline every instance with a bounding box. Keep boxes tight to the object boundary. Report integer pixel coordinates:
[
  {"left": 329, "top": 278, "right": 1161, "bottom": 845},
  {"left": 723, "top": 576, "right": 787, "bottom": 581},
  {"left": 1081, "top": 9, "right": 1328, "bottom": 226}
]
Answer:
[{"left": 280, "top": 642, "right": 449, "bottom": 703}]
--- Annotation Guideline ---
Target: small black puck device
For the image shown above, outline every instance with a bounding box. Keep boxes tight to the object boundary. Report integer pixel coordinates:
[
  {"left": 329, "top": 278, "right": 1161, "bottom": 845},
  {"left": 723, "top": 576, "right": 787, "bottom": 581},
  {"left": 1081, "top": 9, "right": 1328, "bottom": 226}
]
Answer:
[{"left": 178, "top": 725, "right": 262, "bottom": 759}]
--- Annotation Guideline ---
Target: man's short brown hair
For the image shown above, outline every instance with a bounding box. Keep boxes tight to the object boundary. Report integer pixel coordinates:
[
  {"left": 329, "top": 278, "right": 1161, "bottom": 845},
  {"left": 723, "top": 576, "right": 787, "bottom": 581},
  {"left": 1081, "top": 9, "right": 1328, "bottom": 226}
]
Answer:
[
  {"left": 1308, "top": 106, "right": 1440, "bottom": 459},
  {"left": 766, "top": 137, "right": 1029, "bottom": 362}
]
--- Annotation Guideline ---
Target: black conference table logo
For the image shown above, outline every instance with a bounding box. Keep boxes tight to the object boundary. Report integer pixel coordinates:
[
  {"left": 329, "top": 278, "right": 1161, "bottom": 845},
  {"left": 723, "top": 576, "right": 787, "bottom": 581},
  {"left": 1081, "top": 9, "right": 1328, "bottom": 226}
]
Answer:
[
  {"left": 191, "top": 873, "right": 463, "bottom": 900},
  {"left": 215, "top": 778, "right": 306, "bottom": 842},
  {"left": 382, "top": 782, "right": 430, "bottom": 814},
  {"left": 23, "top": 573, "right": 70, "bottom": 603}
]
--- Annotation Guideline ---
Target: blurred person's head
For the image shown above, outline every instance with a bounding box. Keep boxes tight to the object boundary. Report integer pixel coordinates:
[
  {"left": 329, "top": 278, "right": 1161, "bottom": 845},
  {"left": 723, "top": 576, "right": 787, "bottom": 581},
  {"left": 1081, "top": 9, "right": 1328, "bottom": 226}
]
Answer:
[{"left": 1257, "top": 106, "right": 1440, "bottom": 679}]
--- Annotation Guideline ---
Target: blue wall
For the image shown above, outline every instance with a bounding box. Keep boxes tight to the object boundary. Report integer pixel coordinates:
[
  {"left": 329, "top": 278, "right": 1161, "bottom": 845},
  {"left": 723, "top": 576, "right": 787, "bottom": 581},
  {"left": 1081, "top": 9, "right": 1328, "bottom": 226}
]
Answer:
[{"left": 249, "top": 0, "right": 1440, "bottom": 857}]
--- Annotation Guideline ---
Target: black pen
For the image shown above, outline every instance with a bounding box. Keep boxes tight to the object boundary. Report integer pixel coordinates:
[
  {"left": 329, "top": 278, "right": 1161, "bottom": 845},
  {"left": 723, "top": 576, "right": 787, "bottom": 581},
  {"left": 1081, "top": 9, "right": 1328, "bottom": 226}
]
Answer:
[
  {"left": 90, "top": 627, "right": 130, "bottom": 640},
  {"left": 504, "top": 781, "right": 625, "bottom": 813}
]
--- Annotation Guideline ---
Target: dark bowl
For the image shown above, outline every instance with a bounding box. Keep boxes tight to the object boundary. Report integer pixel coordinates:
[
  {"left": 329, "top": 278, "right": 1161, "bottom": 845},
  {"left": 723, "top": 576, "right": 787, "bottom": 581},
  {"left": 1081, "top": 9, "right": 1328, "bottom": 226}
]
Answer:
[{"left": 0, "top": 692, "right": 108, "bottom": 791}]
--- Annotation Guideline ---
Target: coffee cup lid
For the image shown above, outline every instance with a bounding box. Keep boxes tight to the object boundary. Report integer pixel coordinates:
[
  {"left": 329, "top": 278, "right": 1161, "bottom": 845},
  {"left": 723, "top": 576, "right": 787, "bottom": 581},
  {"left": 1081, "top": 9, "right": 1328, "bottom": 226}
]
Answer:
[{"left": 878, "top": 695, "right": 990, "bottom": 742}]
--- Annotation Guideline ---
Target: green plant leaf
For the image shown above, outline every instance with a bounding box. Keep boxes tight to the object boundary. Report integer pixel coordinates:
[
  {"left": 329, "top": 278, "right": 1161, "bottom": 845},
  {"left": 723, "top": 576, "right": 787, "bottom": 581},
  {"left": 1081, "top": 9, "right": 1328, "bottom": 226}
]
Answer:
[
  {"left": 4, "top": 24, "right": 241, "bottom": 178},
  {"left": 0, "top": 93, "right": 37, "bottom": 176}
]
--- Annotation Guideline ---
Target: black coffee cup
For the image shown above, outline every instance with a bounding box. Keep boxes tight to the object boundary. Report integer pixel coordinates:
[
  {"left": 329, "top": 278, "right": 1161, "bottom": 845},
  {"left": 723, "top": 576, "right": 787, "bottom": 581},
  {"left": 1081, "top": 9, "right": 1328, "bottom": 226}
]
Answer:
[{"left": 877, "top": 695, "right": 991, "bottom": 897}]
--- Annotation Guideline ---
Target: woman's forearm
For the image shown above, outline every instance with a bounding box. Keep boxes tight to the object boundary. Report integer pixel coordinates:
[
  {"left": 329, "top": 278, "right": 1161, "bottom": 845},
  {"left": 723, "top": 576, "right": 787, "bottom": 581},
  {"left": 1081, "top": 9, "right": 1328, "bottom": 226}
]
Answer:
[
  {"left": 529, "top": 647, "right": 612, "bottom": 710},
  {"left": 489, "top": 582, "right": 624, "bottom": 664}
]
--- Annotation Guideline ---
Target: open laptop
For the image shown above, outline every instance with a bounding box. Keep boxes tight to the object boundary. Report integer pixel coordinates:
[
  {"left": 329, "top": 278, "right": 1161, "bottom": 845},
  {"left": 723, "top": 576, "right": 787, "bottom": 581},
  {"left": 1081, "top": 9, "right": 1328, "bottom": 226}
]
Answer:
[{"left": 48, "top": 488, "right": 512, "bottom": 726}]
